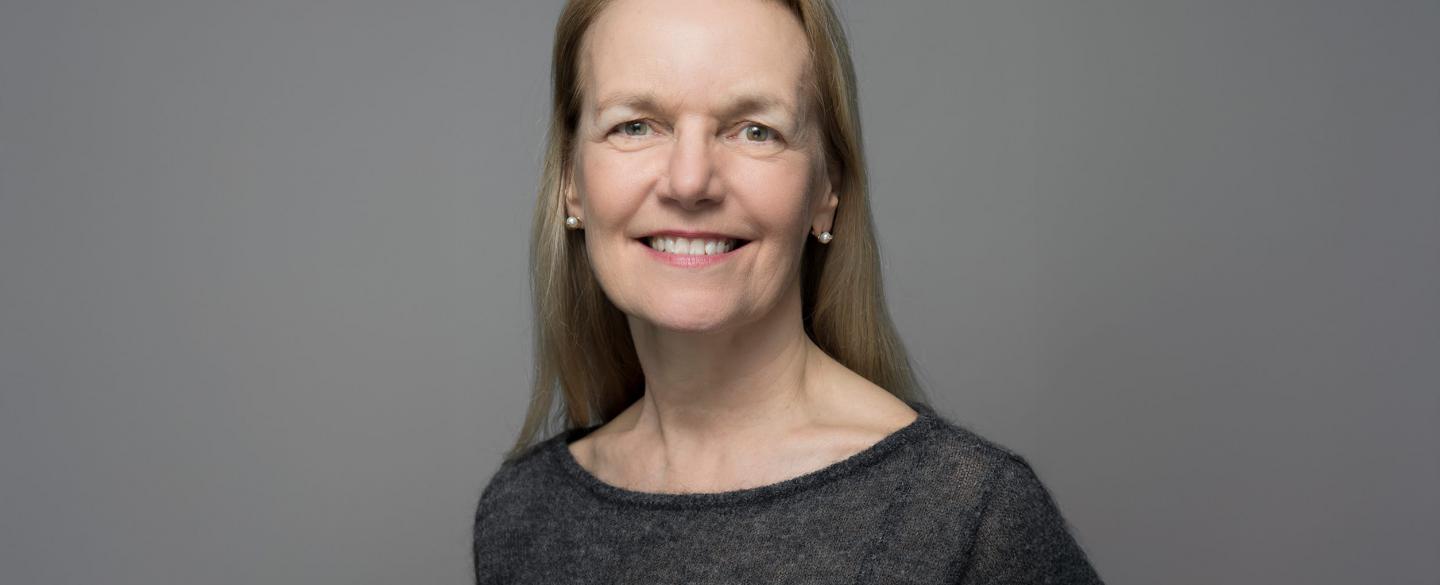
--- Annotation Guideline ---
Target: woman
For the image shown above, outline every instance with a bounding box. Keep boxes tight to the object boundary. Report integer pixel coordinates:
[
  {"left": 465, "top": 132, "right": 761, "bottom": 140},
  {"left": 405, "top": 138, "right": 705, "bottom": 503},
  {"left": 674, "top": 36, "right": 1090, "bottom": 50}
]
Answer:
[{"left": 474, "top": 0, "right": 1104, "bottom": 582}]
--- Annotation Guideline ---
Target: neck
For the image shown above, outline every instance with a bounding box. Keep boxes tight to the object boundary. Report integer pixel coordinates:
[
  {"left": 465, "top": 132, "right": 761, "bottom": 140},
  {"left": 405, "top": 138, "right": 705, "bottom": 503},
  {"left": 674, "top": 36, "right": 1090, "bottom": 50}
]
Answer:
[{"left": 624, "top": 283, "right": 829, "bottom": 450}]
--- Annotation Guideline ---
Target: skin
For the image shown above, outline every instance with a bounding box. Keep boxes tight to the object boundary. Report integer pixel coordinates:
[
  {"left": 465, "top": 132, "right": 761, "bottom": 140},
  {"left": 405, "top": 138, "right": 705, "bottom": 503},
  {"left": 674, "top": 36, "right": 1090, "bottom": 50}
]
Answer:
[{"left": 563, "top": 0, "right": 917, "bottom": 494}]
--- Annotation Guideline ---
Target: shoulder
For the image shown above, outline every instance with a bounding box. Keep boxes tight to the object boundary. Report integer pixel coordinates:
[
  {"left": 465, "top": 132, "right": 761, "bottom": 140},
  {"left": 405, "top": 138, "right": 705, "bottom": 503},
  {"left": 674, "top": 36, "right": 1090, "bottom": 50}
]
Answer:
[
  {"left": 913, "top": 404, "right": 1029, "bottom": 470},
  {"left": 906, "top": 405, "right": 1059, "bottom": 511},
  {"left": 911, "top": 410, "right": 1103, "bottom": 582},
  {"left": 472, "top": 429, "right": 575, "bottom": 524}
]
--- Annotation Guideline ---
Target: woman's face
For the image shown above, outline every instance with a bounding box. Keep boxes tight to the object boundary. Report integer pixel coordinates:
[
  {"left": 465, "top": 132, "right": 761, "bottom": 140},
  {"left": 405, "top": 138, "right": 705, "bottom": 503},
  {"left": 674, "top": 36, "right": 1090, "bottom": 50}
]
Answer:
[{"left": 566, "top": 0, "right": 838, "bottom": 334}]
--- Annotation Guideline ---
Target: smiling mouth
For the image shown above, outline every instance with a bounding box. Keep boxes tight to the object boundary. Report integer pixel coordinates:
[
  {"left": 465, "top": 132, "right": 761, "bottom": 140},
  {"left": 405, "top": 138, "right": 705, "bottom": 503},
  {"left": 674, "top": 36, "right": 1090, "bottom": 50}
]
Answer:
[{"left": 636, "top": 236, "right": 751, "bottom": 256}]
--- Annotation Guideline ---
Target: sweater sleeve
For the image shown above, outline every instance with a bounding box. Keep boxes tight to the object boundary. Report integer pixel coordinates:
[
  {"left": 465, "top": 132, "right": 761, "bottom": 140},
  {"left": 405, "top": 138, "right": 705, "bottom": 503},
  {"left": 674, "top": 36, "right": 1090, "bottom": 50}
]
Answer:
[{"left": 954, "top": 454, "right": 1104, "bottom": 585}]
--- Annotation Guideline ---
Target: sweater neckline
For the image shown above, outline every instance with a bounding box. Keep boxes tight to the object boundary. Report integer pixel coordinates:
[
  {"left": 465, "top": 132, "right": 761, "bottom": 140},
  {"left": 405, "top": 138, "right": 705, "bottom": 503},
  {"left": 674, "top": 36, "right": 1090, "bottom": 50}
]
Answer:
[{"left": 548, "top": 399, "right": 938, "bottom": 510}]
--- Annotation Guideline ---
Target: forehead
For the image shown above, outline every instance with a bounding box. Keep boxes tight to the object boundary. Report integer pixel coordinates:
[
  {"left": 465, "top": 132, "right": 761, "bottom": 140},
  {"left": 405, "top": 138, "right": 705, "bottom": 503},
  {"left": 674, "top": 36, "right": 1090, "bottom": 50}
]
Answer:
[{"left": 580, "top": 0, "right": 812, "bottom": 117}]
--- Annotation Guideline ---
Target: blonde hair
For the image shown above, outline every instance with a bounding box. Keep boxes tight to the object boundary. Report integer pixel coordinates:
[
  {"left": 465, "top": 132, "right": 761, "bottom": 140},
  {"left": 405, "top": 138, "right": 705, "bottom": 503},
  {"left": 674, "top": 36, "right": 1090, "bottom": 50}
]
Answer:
[{"left": 506, "top": 0, "right": 926, "bottom": 461}]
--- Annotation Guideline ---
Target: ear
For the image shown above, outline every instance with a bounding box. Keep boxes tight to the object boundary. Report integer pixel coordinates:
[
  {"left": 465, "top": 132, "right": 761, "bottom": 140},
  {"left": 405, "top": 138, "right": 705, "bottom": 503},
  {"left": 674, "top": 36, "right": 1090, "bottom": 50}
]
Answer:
[
  {"left": 562, "top": 157, "right": 584, "bottom": 222},
  {"left": 811, "top": 163, "right": 840, "bottom": 235}
]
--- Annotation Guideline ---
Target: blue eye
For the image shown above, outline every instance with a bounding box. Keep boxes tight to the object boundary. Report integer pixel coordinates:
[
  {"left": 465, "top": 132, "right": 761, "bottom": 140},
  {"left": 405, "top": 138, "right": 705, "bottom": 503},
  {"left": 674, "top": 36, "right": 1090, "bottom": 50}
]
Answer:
[
  {"left": 619, "top": 121, "right": 650, "bottom": 137},
  {"left": 741, "top": 124, "right": 774, "bottom": 142}
]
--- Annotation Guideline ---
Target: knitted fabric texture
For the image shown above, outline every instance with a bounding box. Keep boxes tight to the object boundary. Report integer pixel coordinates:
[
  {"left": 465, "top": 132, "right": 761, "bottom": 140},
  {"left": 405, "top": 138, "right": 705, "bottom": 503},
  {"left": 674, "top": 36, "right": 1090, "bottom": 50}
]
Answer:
[{"left": 473, "top": 401, "right": 1104, "bottom": 584}]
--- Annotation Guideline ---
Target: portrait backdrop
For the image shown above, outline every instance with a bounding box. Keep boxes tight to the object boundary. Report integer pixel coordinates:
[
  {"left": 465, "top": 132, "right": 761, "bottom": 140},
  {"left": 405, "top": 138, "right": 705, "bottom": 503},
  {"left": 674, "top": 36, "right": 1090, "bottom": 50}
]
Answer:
[{"left": 1, "top": 1, "right": 1435, "bottom": 584}]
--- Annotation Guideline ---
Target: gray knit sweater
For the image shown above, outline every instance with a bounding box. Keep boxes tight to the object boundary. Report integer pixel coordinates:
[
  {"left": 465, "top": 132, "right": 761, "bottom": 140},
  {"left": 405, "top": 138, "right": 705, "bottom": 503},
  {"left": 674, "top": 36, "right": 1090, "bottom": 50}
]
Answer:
[{"left": 473, "top": 400, "right": 1103, "bottom": 584}]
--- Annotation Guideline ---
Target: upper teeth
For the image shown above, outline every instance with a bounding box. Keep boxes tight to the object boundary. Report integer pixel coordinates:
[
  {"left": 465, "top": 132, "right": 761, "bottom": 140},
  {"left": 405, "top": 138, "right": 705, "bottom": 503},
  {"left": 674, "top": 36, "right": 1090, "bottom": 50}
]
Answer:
[{"left": 648, "top": 236, "right": 736, "bottom": 255}]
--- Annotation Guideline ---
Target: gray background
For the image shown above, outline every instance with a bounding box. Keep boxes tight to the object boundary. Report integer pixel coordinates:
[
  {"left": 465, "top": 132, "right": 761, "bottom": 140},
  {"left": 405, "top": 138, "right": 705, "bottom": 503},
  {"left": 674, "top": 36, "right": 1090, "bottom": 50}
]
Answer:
[{"left": 2, "top": 0, "right": 1435, "bottom": 583}]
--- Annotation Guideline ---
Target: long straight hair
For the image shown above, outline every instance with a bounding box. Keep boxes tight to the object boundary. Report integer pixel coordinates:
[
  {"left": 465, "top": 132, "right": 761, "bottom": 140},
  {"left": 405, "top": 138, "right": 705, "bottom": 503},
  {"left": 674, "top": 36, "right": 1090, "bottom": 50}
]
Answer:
[{"left": 506, "top": 0, "right": 926, "bottom": 461}]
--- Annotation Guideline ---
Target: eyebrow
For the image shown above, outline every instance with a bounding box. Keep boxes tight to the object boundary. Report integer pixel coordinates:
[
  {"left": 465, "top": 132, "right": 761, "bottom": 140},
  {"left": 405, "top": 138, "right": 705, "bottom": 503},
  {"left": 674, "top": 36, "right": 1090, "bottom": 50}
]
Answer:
[{"left": 591, "top": 92, "right": 800, "bottom": 122}]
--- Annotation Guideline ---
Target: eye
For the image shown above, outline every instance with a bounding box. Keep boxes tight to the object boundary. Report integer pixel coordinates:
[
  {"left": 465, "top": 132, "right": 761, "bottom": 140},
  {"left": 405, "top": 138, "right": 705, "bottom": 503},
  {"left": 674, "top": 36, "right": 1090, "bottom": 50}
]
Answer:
[
  {"left": 614, "top": 120, "right": 652, "bottom": 137},
  {"left": 740, "top": 123, "right": 775, "bottom": 142}
]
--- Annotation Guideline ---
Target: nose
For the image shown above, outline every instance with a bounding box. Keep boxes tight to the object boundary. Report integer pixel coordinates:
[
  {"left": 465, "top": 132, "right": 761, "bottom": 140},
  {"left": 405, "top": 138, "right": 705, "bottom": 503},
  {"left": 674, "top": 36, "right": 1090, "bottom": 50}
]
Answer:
[{"left": 659, "top": 128, "right": 724, "bottom": 209}]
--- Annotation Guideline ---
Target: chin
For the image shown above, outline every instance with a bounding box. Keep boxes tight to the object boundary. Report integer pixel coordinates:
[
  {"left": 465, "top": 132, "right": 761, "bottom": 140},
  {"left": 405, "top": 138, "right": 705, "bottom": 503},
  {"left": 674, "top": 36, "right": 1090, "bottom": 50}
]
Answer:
[{"left": 631, "top": 298, "right": 745, "bottom": 334}]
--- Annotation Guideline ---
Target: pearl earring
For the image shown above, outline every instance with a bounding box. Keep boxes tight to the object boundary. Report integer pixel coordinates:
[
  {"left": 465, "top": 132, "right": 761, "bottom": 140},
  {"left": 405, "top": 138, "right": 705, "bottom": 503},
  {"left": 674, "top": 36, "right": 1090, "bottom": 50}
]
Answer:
[
  {"left": 817, "top": 231, "right": 833, "bottom": 244},
  {"left": 564, "top": 216, "right": 582, "bottom": 230}
]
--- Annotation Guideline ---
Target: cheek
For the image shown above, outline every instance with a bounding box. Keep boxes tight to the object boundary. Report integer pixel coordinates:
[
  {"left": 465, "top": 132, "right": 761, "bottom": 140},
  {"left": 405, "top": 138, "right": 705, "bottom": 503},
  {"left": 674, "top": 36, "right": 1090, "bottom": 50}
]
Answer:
[
  {"left": 738, "top": 162, "right": 821, "bottom": 237},
  {"left": 575, "top": 150, "right": 651, "bottom": 306},
  {"left": 576, "top": 149, "right": 652, "bottom": 222}
]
